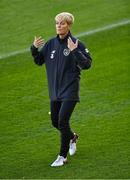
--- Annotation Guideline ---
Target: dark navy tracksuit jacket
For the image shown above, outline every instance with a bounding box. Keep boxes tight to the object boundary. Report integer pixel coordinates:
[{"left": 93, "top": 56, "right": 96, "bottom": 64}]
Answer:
[{"left": 31, "top": 32, "right": 92, "bottom": 102}]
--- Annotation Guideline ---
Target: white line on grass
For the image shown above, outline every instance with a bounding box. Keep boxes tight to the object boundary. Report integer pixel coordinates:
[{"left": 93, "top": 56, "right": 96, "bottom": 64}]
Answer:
[
  {"left": 0, "top": 19, "right": 130, "bottom": 60},
  {"left": 0, "top": 48, "right": 30, "bottom": 60},
  {"left": 76, "top": 19, "right": 130, "bottom": 37}
]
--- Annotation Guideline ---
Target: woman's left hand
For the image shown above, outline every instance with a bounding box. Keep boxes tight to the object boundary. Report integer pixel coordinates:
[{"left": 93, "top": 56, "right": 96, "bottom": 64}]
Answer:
[{"left": 67, "top": 37, "right": 78, "bottom": 51}]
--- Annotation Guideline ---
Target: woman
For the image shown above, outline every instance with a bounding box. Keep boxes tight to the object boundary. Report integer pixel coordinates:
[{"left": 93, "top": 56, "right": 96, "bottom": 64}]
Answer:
[{"left": 31, "top": 12, "right": 92, "bottom": 167}]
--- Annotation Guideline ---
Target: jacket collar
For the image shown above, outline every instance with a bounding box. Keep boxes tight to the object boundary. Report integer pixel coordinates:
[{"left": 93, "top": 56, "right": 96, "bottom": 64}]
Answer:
[{"left": 56, "top": 31, "right": 72, "bottom": 44}]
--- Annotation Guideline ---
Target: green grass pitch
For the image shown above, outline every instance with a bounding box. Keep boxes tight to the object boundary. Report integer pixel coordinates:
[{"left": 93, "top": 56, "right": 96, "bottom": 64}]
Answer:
[{"left": 0, "top": 0, "right": 130, "bottom": 179}]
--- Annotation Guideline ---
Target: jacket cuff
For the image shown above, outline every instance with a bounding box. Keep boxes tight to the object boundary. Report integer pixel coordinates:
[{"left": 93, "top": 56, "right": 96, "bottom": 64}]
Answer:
[
  {"left": 31, "top": 44, "right": 38, "bottom": 50},
  {"left": 30, "top": 45, "right": 38, "bottom": 54}
]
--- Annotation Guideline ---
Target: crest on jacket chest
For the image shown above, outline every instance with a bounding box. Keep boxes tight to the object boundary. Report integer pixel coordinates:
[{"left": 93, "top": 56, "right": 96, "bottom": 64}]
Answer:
[{"left": 63, "top": 48, "right": 70, "bottom": 56}]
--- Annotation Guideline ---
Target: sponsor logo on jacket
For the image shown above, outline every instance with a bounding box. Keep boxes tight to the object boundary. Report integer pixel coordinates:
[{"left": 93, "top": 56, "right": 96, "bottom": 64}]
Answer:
[{"left": 50, "top": 50, "right": 56, "bottom": 59}]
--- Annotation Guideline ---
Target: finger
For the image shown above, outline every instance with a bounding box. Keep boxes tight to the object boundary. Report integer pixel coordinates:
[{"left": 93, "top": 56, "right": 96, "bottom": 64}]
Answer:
[
  {"left": 38, "top": 40, "right": 44, "bottom": 44},
  {"left": 67, "top": 38, "right": 71, "bottom": 43},
  {"left": 68, "top": 38, "right": 73, "bottom": 45},
  {"left": 37, "top": 42, "right": 44, "bottom": 46},
  {"left": 36, "top": 39, "right": 44, "bottom": 44},
  {"left": 37, "top": 39, "right": 44, "bottom": 44},
  {"left": 68, "top": 37, "right": 73, "bottom": 42},
  {"left": 36, "top": 36, "right": 42, "bottom": 41},
  {"left": 36, "top": 38, "right": 44, "bottom": 42},
  {"left": 34, "top": 36, "right": 42, "bottom": 42},
  {"left": 35, "top": 42, "right": 44, "bottom": 48},
  {"left": 75, "top": 39, "right": 78, "bottom": 46}
]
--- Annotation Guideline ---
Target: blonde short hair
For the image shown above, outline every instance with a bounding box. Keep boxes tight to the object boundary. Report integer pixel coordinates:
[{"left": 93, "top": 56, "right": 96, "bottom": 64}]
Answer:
[{"left": 55, "top": 12, "right": 74, "bottom": 25}]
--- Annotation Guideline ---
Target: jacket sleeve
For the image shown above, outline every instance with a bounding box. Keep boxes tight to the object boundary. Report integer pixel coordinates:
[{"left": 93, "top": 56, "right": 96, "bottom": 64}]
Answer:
[
  {"left": 30, "top": 44, "right": 46, "bottom": 66},
  {"left": 71, "top": 42, "right": 92, "bottom": 70}
]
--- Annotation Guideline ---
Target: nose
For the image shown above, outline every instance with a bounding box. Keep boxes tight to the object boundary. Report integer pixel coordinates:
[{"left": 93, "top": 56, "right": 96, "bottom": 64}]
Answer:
[{"left": 57, "top": 24, "right": 61, "bottom": 28}]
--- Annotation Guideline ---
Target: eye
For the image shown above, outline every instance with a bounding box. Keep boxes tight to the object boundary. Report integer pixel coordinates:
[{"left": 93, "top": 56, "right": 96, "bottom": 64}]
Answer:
[{"left": 61, "top": 22, "right": 66, "bottom": 25}]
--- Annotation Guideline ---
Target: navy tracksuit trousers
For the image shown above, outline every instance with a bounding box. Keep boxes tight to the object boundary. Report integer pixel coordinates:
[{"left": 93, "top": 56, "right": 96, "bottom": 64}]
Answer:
[{"left": 50, "top": 101, "right": 77, "bottom": 158}]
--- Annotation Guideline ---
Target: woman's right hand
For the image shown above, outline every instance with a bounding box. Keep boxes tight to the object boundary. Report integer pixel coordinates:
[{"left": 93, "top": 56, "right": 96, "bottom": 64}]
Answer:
[{"left": 33, "top": 36, "right": 44, "bottom": 48}]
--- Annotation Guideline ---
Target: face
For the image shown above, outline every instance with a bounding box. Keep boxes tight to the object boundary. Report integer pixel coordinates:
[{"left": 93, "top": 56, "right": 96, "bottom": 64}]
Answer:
[{"left": 55, "top": 18, "right": 70, "bottom": 36}]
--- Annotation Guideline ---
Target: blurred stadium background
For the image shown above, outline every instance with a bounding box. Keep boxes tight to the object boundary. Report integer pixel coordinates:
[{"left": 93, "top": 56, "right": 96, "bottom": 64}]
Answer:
[{"left": 0, "top": 0, "right": 130, "bottom": 178}]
